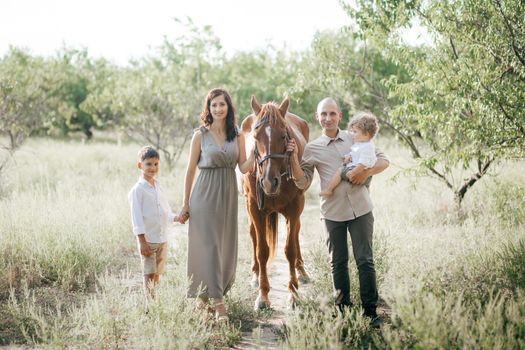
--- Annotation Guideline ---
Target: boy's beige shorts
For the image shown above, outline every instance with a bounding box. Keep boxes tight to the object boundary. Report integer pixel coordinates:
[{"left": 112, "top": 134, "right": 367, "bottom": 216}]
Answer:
[{"left": 141, "top": 242, "right": 168, "bottom": 275}]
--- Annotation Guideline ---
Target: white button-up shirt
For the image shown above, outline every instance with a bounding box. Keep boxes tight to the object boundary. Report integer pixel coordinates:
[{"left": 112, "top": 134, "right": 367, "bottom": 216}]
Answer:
[
  {"left": 128, "top": 177, "right": 175, "bottom": 243},
  {"left": 345, "top": 141, "right": 377, "bottom": 168}
]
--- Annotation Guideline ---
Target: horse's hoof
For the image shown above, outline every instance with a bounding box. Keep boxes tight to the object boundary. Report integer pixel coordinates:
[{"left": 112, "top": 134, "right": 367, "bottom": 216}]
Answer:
[
  {"left": 254, "top": 296, "right": 271, "bottom": 311},
  {"left": 287, "top": 294, "right": 299, "bottom": 310},
  {"left": 298, "top": 274, "right": 311, "bottom": 285},
  {"left": 250, "top": 275, "right": 259, "bottom": 289}
]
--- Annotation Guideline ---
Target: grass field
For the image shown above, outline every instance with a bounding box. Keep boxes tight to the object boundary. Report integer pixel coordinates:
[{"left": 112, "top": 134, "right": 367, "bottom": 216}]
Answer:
[{"left": 0, "top": 135, "right": 524, "bottom": 349}]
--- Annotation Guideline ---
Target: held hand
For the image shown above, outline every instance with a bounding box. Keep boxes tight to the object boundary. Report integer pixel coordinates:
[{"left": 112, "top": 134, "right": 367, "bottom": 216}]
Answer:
[
  {"left": 179, "top": 213, "right": 189, "bottom": 224},
  {"left": 286, "top": 139, "right": 297, "bottom": 154},
  {"left": 287, "top": 138, "right": 304, "bottom": 181},
  {"left": 287, "top": 139, "right": 300, "bottom": 166},
  {"left": 178, "top": 205, "right": 190, "bottom": 224}
]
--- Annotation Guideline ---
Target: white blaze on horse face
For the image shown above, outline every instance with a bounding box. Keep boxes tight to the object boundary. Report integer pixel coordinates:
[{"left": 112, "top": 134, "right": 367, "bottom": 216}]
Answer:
[
  {"left": 264, "top": 125, "right": 273, "bottom": 180},
  {"left": 265, "top": 125, "right": 272, "bottom": 145}
]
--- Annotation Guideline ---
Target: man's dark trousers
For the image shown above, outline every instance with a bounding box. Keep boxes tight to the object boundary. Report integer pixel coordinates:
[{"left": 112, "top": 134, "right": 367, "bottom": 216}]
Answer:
[{"left": 323, "top": 211, "right": 378, "bottom": 317}]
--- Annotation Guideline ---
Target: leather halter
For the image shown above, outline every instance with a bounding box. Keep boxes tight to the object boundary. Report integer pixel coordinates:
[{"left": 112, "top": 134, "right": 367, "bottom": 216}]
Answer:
[{"left": 252, "top": 119, "right": 292, "bottom": 210}]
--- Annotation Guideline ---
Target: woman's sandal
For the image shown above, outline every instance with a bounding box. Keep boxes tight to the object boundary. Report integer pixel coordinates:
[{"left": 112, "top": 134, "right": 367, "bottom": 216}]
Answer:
[
  {"left": 197, "top": 299, "right": 215, "bottom": 321},
  {"left": 214, "top": 302, "right": 229, "bottom": 323},
  {"left": 216, "top": 314, "right": 229, "bottom": 323}
]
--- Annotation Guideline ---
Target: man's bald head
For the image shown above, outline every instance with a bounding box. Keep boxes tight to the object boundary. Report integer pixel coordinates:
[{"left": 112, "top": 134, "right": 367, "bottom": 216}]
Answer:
[
  {"left": 317, "top": 97, "right": 341, "bottom": 113},
  {"left": 315, "top": 97, "right": 343, "bottom": 137}
]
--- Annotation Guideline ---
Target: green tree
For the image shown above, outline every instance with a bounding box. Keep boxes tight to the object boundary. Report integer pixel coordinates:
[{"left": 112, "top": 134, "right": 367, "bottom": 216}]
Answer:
[
  {"left": 339, "top": 0, "right": 525, "bottom": 206},
  {"left": 43, "top": 48, "right": 97, "bottom": 139},
  {"left": 80, "top": 58, "right": 126, "bottom": 134},
  {"left": 294, "top": 29, "right": 375, "bottom": 123},
  {"left": 120, "top": 18, "right": 222, "bottom": 169},
  {"left": 218, "top": 49, "right": 310, "bottom": 120},
  {"left": 119, "top": 63, "right": 199, "bottom": 170},
  {"left": 0, "top": 48, "right": 49, "bottom": 171}
]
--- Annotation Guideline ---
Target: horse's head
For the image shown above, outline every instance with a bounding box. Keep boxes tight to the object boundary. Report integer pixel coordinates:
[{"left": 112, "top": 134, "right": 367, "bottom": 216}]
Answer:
[{"left": 251, "top": 95, "right": 290, "bottom": 196}]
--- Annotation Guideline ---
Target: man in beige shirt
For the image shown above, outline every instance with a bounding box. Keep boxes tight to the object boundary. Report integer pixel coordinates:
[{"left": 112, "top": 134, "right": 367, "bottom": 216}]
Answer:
[{"left": 288, "top": 98, "right": 389, "bottom": 327}]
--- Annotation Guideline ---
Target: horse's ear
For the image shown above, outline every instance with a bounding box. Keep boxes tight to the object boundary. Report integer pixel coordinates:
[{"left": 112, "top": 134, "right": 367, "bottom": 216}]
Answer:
[
  {"left": 278, "top": 96, "right": 289, "bottom": 117},
  {"left": 251, "top": 95, "right": 261, "bottom": 115}
]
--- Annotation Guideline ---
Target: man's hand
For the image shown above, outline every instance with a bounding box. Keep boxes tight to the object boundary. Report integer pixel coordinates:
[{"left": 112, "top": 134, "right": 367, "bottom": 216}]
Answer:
[
  {"left": 349, "top": 158, "right": 389, "bottom": 185},
  {"left": 286, "top": 138, "right": 297, "bottom": 155},
  {"left": 287, "top": 138, "right": 301, "bottom": 167},
  {"left": 286, "top": 139, "right": 303, "bottom": 181},
  {"left": 347, "top": 166, "right": 370, "bottom": 185}
]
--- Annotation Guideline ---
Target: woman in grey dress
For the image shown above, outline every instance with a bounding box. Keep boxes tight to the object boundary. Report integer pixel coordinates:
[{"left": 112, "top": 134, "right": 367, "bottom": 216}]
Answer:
[{"left": 179, "top": 88, "right": 254, "bottom": 321}]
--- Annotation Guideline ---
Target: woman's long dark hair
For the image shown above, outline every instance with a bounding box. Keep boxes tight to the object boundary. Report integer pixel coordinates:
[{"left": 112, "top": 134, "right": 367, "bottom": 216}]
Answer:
[{"left": 200, "top": 88, "right": 238, "bottom": 142}]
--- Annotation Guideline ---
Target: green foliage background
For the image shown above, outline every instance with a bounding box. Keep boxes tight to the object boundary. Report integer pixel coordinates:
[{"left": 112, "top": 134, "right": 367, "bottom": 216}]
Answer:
[{"left": 1, "top": 4, "right": 525, "bottom": 346}]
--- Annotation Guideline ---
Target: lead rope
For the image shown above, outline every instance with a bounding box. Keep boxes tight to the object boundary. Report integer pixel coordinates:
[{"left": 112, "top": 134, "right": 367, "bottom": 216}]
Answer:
[{"left": 253, "top": 147, "right": 265, "bottom": 210}]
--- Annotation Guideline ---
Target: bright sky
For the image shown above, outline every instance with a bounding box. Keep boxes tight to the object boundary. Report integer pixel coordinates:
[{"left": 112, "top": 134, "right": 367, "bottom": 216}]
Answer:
[{"left": 0, "top": 0, "right": 351, "bottom": 65}]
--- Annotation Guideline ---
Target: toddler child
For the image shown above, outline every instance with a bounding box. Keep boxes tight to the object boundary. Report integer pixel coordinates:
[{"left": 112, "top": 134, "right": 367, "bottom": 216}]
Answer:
[{"left": 320, "top": 111, "right": 379, "bottom": 197}]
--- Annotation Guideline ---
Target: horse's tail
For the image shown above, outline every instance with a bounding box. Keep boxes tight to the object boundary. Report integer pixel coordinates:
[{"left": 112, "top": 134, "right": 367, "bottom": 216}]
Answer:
[{"left": 266, "top": 212, "right": 278, "bottom": 262}]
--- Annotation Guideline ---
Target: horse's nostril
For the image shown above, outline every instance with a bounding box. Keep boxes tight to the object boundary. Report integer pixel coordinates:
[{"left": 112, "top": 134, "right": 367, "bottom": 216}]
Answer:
[{"left": 272, "top": 177, "right": 279, "bottom": 189}]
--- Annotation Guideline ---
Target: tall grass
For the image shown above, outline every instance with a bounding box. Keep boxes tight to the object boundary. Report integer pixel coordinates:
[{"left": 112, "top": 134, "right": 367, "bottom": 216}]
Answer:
[
  {"left": 0, "top": 140, "right": 134, "bottom": 296},
  {"left": 1, "top": 136, "right": 524, "bottom": 348},
  {"left": 0, "top": 138, "right": 259, "bottom": 347},
  {"left": 281, "top": 135, "right": 525, "bottom": 349}
]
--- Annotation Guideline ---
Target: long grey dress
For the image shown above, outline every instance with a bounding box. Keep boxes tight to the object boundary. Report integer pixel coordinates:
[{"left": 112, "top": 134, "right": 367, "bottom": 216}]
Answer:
[{"left": 187, "top": 126, "right": 239, "bottom": 298}]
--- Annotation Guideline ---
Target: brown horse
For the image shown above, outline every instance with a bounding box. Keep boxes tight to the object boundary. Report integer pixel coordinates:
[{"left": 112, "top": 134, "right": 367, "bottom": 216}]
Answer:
[{"left": 241, "top": 96, "right": 310, "bottom": 310}]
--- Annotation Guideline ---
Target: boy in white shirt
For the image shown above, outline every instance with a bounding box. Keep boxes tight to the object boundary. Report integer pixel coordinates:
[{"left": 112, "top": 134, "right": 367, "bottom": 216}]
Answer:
[
  {"left": 128, "top": 146, "right": 180, "bottom": 299},
  {"left": 320, "top": 111, "right": 379, "bottom": 197}
]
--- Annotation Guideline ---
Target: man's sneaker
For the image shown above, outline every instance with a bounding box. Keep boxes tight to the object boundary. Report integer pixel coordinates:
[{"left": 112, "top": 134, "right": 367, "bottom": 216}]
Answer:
[{"left": 369, "top": 316, "right": 382, "bottom": 329}]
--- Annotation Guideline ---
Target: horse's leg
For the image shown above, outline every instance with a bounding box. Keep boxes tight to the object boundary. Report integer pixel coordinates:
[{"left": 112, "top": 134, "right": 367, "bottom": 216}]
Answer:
[
  {"left": 296, "top": 253, "right": 310, "bottom": 284},
  {"left": 249, "top": 220, "right": 259, "bottom": 288},
  {"left": 248, "top": 206, "right": 271, "bottom": 310},
  {"left": 293, "top": 196, "right": 310, "bottom": 284},
  {"left": 245, "top": 178, "right": 259, "bottom": 288},
  {"left": 295, "top": 232, "right": 311, "bottom": 285},
  {"left": 284, "top": 213, "right": 300, "bottom": 308}
]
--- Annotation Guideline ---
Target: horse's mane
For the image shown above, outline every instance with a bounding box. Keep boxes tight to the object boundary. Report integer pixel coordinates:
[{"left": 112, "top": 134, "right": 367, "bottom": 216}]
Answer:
[{"left": 255, "top": 102, "right": 286, "bottom": 128}]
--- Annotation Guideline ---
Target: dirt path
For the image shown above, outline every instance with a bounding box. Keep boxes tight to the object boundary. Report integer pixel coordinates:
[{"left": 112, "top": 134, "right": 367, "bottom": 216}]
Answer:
[{"left": 232, "top": 219, "right": 312, "bottom": 350}]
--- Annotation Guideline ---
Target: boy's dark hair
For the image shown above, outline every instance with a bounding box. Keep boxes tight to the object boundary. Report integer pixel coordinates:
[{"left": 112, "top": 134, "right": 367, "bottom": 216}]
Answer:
[
  {"left": 138, "top": 146, "right": 160, "bottom": 161},
  {"left": 348, "top": 111, "right": 379, "bottom": 138}
]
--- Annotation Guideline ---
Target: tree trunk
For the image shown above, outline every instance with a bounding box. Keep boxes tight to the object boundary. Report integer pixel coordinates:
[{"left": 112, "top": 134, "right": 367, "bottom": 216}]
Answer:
[{"left": 454, "top": 159, "right": 493, "bottom": 208}]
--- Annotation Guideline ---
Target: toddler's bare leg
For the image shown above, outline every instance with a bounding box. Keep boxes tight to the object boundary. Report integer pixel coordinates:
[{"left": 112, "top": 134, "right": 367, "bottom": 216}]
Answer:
[{"left": 320, "top": 169, "right": 343, "bottom": 196}]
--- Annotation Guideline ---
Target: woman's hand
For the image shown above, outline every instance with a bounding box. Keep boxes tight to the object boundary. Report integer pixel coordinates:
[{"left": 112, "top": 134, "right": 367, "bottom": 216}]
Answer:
[{"left": 178, "top": 205, "right": 190, "bottom": 224}]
